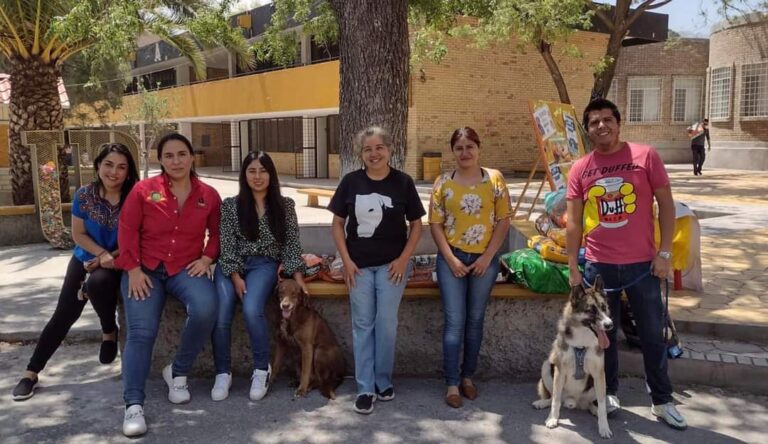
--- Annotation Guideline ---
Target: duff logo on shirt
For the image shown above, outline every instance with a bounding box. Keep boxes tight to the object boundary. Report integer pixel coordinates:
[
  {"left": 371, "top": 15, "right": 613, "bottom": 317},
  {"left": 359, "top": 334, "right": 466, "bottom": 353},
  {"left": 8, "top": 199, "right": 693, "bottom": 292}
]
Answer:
[{"left": 584, "top": 177, "right": 637, "bottom": 233}]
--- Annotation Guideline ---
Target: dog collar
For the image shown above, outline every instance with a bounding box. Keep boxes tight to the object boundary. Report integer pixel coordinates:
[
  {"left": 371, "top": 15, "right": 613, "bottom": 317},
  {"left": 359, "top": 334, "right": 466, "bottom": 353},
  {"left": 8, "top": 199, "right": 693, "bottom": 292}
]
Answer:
[{"left": 573, "top": 347, "right": 587, "bottom": 380}]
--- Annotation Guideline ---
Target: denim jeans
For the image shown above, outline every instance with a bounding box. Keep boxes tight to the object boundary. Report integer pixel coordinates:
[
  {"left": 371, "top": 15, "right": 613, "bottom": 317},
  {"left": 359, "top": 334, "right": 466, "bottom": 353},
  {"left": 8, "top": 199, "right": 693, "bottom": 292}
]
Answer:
[
  {"left": 212, "top": 256, "right": 279, "bottom": 374},
  {"left": 348, "top": 263, "right": 411, "bottom": 395},
  {"left": 121, "top": 263, "right": 217, "bottom": 406},
  {"left": 584, "top": 261, "right": 674, "bottom": 405},
  {"left": 437, "top": 247, "right": 500, "bottom": 386}
]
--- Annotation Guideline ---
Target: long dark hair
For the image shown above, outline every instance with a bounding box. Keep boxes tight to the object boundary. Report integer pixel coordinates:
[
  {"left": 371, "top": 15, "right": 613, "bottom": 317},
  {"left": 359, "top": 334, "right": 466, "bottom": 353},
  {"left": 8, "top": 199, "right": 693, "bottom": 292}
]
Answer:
[
  {"left": 236, "top": 151, "right": 287, "bottom": 245},
  {"left": 156, "top": 132, "right": 197, "bottom": 177},
  {"left": 93, "top": 143, "right": 140, "bottom": 206}
]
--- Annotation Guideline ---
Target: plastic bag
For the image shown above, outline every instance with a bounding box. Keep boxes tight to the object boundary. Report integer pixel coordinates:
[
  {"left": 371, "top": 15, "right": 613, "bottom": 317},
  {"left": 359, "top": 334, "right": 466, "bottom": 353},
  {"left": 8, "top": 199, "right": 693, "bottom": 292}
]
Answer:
[
  {"left": 500, "top": 249, "right": 571, "bottom": 294},
  {"left": 544, "top": 189, "right": 568, "bottom": 228}
]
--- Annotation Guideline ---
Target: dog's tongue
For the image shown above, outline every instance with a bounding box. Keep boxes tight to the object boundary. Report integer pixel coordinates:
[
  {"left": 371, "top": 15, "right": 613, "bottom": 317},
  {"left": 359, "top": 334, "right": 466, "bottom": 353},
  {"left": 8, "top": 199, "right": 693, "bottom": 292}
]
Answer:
[
  {"left": 597, "top": 329, "right": 610, "bottom": 349},
  {"left": 282, "top": 308, "right": 291, "bottom": 319}
]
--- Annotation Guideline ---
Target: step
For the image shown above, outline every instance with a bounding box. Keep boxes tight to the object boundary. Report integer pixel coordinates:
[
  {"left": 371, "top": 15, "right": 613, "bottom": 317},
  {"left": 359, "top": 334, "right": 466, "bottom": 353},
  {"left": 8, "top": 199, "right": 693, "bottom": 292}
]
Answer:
[{"left": 618, "top": 332, "right": 768, "bottom": 395}]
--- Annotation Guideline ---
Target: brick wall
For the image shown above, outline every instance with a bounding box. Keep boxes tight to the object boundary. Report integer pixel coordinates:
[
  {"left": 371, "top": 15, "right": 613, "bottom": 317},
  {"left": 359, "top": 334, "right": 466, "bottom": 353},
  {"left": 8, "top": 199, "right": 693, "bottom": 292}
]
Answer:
[
  {"left": 405, "top": 30, "right": 609, "bottom": 179},
  {"left": 191, "top": 123, "right": 230, "bottom": 167},
  {"left": 708, "top": 18, "right": 768, "bottom": 145},
  {"left": 611, "top": 38, "right": 710, "bottom": 163}
]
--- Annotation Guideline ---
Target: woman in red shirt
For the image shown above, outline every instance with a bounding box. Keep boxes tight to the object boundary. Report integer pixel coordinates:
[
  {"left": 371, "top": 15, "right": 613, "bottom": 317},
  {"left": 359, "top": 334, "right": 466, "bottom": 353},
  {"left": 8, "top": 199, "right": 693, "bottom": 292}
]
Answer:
[{"left": 116, "top": 133, "right": 221, "bottom": 437}]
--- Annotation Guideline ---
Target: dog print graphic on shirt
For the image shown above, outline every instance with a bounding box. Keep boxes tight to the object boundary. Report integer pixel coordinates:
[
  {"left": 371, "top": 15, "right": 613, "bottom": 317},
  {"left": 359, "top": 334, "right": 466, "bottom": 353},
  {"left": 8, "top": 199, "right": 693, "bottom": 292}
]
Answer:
[{"left": 355, "top": 193, "right": 393, "bottom": 238}]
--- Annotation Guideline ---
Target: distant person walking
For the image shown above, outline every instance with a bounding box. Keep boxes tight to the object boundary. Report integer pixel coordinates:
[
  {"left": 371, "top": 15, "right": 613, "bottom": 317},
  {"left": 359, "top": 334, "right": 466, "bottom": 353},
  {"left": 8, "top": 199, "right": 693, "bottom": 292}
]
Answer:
[{"left": 687, "top": 118, "right": 710, "bottom": 176}]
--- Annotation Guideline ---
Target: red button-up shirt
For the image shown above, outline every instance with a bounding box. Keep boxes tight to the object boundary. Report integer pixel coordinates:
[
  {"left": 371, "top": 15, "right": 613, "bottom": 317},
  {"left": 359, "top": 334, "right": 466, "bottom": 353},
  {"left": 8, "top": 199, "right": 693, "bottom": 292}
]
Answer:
[{"left": 115, "top": 174, "right": 221, "bottom": 276}]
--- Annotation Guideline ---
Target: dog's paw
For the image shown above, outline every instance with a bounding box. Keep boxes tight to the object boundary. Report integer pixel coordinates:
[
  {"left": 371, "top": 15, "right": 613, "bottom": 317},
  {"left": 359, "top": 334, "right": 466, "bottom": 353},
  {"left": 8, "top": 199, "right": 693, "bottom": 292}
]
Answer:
[
  {"left": 545, "top": 417, "right": 559, "bottom": 429},
  {"left": 532, "top": 399, "right": 551, "bottom": 410},
  {"left": 598, "top": 424, "right": 613, "bottom": 439},
  {"left": 294, "top": 387, "right": 308, "bottom": 398}
]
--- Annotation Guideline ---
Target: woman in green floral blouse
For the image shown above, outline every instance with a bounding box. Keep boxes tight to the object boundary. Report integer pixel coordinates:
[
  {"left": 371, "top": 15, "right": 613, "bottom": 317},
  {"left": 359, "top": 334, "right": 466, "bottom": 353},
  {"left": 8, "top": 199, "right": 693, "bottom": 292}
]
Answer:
[{"left": 211, "top": 151, "right": 306, "bottom": 402}]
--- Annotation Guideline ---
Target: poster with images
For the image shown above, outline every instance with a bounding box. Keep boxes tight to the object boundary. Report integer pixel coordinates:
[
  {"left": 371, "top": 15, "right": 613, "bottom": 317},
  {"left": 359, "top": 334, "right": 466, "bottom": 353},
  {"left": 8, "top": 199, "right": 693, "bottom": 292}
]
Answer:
[{"left": 528, "top": 100, "right": 588, "bottom": 191}]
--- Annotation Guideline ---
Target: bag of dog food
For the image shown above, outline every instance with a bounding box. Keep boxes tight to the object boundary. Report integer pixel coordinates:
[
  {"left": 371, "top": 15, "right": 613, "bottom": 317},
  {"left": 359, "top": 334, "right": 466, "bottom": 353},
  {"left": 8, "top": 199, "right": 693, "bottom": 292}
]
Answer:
[
  {"left": 319, "top": 255, "right": 345, "bottom": 283},
  {"left": 407, "top": 254, "right": 438, "bottom": 288},
  {"left": 301, "top": 254, "right": 323, "bottom": 281},
  {"left": 500, "top": 249, "right": 571, "bottom": 294},
  {"left": 544, "top": 189, "right": 568, "bottom": 228}
]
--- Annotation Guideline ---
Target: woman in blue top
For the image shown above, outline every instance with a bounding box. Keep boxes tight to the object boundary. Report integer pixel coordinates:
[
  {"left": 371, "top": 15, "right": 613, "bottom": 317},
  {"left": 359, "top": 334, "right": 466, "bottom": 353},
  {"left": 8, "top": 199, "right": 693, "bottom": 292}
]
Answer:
[{"left": 11, "top": 143, "right": 139, "bottom": 401}]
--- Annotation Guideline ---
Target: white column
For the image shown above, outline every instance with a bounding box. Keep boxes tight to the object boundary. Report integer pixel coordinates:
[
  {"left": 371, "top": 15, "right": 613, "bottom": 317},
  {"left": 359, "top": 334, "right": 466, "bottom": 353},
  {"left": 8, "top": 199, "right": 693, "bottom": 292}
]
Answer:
[
  {"left": 176, "top": 65, "right": 191, "bottom": 86},
  {"left": 230, "top": 121, "right": 240, "bottom": 170},
  {"left": 178, "top": 122, "right": 193, "bottom": 140},
  {"left": 139, "top": 123, "right": 146, "bottom": 176},
  {"left": 301, "top": 33, "right": 312, "bottom": 65}
]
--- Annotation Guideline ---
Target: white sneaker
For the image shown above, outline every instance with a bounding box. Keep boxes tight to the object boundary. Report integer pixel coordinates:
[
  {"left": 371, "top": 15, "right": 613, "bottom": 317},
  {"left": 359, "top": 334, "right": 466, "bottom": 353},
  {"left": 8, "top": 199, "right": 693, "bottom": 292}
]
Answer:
[
  {"left": 123, "top": 405, "right": 147, "bottom": 437},
  {"left": 211, "top": 373, "right": 232, "bottom": 401},
  {"left": 249, "top": 365, "right": 271, "bottom": 401},
  {"left": 162, "top": 364, "right": 190, "bottom": 404}
]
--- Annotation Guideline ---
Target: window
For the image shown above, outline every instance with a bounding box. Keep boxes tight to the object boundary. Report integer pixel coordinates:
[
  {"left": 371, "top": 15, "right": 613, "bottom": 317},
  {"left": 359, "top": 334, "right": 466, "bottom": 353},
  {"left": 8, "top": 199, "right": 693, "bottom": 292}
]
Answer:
[
  {"left": 672, "top": 77, "right": 703, "bottom": 123},
  {"left": 628, "top": 77, "right": 662, "bottom": 123},
  {"left": 606, "top": 79, "right": 618, "bottom": 105},
  {"left": 248, "top": 118, "right": 303, "bottom": 153},
  {"left": 709, "top": 67, "right": 732, "bottom": 120},
  {"left": 327, "top": 115, "right": 340, "bottom": 154},
  {"left": 741, "top": 62, "right": 768, "bottom": 118}
]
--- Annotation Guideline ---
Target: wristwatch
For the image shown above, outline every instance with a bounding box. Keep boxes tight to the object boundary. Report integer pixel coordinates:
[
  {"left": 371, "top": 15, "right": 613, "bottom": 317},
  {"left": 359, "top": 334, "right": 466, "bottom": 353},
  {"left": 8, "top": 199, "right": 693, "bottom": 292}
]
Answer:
[{"left": 657, "top": 251, "right": 672, "bottom": 260}]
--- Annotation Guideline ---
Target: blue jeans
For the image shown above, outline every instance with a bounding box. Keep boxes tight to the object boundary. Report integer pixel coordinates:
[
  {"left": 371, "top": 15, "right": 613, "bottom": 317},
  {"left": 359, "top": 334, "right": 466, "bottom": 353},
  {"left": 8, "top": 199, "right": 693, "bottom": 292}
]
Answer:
[
  {"left": 437, "top": 248, "right": 500, "bottom": 386},
  {"left": 212, "top": 256, "right": 279, "bottom": 374},
  {"left": 121, "top": 264, "right": 217, "bottom": 406},
  {"left": 584, "top": 261, "right": 674, "bottom": 405},
  {"left": 349, "top": 263, "right": 411, "bottom": 395}
]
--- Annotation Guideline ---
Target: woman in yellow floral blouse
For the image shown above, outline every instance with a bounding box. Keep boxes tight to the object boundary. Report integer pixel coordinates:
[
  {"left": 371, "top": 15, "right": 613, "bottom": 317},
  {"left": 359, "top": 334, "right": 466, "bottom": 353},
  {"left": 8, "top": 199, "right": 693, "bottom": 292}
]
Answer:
[{"left": 429, "top": 127, "right": 511, "bottom": 408}]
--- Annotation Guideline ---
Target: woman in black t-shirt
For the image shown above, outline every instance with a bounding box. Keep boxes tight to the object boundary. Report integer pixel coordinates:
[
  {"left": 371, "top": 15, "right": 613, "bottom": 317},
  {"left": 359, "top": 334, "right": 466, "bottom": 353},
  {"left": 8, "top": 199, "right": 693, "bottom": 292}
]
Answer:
[{"left": 329, "top": 126, "right": 425, "bottom": 415}]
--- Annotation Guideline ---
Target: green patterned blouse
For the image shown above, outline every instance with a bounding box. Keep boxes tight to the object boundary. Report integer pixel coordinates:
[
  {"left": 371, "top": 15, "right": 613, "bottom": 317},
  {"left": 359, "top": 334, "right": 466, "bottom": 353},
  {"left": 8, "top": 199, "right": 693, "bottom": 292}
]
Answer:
[{"left": 218, "top": 196, "right": 304, "bottom": 277}]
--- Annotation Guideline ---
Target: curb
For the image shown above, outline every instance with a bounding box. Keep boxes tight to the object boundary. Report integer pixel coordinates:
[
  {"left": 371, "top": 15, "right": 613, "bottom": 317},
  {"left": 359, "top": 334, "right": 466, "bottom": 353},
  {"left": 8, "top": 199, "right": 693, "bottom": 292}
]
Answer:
[
  {"left": 619, "top": 346, "right": 768, "bottom": 395},
  {"left": 674, "top": 319, "right": 768, "bottom": 343}
]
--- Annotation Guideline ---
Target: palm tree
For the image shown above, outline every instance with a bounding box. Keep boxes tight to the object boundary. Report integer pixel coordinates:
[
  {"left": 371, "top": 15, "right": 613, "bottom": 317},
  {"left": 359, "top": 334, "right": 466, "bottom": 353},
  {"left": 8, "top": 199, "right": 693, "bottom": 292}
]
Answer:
[{"left": 0, "top": 0, "right": 252, "bottom": 204}]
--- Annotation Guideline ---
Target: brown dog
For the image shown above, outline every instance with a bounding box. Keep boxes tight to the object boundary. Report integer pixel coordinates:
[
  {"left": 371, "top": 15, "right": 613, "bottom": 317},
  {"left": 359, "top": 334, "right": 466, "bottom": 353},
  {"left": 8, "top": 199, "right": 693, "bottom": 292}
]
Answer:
[{"left": 270, "top": 279, "right": 346, "bottom": 399}]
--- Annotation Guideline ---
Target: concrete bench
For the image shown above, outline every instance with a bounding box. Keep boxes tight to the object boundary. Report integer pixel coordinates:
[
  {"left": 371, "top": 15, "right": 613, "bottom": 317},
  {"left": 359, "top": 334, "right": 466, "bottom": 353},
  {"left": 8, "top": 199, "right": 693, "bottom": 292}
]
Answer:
[{"left": 296, "top": 188, "right": 335, "bottom": 207}]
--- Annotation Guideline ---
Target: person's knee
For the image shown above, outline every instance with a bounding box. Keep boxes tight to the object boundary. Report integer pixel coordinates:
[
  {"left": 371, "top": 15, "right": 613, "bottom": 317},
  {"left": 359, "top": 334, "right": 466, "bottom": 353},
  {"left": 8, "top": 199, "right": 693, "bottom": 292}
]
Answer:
[{"left": 187, "top": 295, "right": 217, "bottom": 326}]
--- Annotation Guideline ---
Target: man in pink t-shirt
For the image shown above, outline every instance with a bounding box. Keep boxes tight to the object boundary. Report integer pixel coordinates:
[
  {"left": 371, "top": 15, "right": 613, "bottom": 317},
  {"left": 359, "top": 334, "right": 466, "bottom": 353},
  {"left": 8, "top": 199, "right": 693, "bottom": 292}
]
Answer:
[{"left": 566, "top": 99, "right": 686, "bottom": 430}]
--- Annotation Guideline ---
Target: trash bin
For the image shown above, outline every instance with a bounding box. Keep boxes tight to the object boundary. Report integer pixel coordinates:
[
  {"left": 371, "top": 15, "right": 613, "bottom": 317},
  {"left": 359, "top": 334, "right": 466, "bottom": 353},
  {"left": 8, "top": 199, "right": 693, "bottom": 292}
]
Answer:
[
  {"left": 194, "top": 151, "right": 206, "bottom": 168},
  {"left": 423, "top": 152, "right": 442, "bottom": 182}
]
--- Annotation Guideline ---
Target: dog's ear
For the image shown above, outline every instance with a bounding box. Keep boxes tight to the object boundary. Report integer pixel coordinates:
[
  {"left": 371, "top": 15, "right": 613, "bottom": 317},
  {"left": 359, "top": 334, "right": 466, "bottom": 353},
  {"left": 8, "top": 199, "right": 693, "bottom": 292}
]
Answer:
[
  {"left": 569, "top": 284, "right": 586, "bottom": 306},
  {"left": 593, "top": 275, "right": 605, "bottom": 294}
]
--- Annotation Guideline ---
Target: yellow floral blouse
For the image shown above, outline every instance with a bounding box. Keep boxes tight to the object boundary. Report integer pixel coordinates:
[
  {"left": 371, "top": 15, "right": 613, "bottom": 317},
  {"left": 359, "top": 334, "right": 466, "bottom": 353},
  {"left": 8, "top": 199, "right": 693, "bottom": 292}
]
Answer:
[{"left": 429, "top": 168, "right": 511, "bottom": 254}]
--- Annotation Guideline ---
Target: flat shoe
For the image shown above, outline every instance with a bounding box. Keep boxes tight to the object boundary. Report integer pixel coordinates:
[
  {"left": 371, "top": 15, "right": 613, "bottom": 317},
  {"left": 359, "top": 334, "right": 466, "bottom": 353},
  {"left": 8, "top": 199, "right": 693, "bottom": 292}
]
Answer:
[
  {"left": 460, "top": 381, "right": 478, "bottom": 400},
  {"left": 445, "top": 393, "right": 462, "bottom": 408}
]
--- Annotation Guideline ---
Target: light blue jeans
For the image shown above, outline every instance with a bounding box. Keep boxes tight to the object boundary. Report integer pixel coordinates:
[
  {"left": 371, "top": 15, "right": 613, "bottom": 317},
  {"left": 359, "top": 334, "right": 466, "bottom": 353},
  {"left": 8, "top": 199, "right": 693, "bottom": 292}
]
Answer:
[
  {"left": 212, "top": 256, "right": 279, "bottom": 374},
  {"left": 121, "top": 264, "right": 217, "bottom": 406},
  {"left": 349, "top": 263, "right": 411, "bottom": 395},
  {"left": 437, "top": 247, "right": 500, "bottom": 386}
]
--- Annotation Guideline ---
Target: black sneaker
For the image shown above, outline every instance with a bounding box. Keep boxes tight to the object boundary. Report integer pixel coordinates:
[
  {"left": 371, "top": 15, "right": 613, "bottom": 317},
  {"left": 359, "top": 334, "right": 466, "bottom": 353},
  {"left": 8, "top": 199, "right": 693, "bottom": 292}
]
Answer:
[
  {"left": 12, "top": 377, "right": 38, "bottom": 401},
  {"left": 354, "top": 394, "right": 376, "bottom": 414},
  {"left": 99, "top": 338, "right": 118, "bottom": 364},
  {"left": 376, "top": 386, "right": 395, "bottom": 402}
]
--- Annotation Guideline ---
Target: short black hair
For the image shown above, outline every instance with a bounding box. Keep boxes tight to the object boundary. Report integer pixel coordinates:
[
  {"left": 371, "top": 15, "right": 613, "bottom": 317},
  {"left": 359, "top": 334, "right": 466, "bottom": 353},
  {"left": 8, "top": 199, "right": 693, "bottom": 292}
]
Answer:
[
  {"left": 703, "top": 118, "right": 709, "bottom": 123},
  {"left": 582, "top": 98, "right": 621, "bottom": 129}
]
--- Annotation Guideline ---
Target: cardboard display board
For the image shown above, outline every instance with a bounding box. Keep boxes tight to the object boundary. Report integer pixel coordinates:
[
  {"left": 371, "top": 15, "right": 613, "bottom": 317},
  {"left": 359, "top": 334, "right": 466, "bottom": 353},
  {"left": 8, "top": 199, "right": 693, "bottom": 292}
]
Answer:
[{"left": 528, "top": 100, "right": 589, "bottom": 191}]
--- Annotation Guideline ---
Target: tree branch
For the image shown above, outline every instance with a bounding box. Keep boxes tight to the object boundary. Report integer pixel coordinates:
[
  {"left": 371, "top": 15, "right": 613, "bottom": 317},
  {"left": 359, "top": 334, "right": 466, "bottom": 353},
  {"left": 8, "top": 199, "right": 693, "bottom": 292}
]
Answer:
[
  {"left": 587, "top": 2, "right": 615, "bottom": 31},
  {"left": 627, "top": 0, "right": 673, "bottom": 29}
]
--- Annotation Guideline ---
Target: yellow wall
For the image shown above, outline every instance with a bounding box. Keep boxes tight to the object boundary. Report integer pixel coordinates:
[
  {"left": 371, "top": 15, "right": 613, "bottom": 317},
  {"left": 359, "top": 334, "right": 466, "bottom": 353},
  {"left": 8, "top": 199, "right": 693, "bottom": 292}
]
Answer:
[
  {"left": 71, "top": 61, "right": 340, "bottom": 123},
  {"left": 0, "top": 123, "right": 8, "bottom": 167}
]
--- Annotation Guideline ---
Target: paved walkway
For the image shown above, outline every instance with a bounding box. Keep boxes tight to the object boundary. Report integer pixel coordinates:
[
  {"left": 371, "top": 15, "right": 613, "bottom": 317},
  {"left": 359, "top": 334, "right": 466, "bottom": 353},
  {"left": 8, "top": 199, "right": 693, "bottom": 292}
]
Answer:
[{"left": 2, "top": 341, "right": 767, "bottom": 443}]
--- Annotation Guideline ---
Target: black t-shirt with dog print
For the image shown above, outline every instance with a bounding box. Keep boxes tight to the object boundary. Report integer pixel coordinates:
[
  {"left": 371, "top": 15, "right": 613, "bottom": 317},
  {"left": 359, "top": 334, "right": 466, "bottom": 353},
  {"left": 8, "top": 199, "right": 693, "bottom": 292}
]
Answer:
[{"left": 328, "top": 168, "right": 425, "bottom": 269}]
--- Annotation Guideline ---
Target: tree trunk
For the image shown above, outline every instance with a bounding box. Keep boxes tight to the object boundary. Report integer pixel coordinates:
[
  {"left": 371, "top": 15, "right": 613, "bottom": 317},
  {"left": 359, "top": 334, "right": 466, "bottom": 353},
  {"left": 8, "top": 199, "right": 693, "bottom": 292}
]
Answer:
[
  {"left": 9, "top": 57, "right": 64, "bottom": 205},
  {"left": 329, "top": 0, "right": 410, "bottom": 177},
  {"left": 538, "top": 40, "right": 571, "bottom": 104},
  {"left": 591, "top": 28, "right": 627, "bottom": 100}
]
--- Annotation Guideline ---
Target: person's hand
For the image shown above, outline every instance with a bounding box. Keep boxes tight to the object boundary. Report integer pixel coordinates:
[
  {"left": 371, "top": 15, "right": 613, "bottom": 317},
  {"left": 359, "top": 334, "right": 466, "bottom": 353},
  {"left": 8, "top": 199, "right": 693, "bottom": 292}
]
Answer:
[
  {"left": 186, "top": 256, "right": 213, "bottom": 278},
  {"left": 297, "top": 279, "right": 310, "bottom": 296},
  {"left": 446, "top": 254, "right": 470, "bottom": 278},
  {"left": 707, "top": 145, "right": 711, "bottom": 152},
  {"left": 388, "top": 256, "right": 409, "bottom": 284},
  {"left": 99, "top": 252, "right": 115, "bottom": 269},
  {"left": 569, "top": 267, "right": 583, "bottom": 287},
  {"left": 652, "top": 255, "right": 671, "bottom": 280},
  {"left": 469, "top": 254, "right": 494, "bottom": 277},
  {"left": 342, "top": 259, "right": 362, "bottom": 289},
  {"left": 128, "top": 268, "right": 153, "bottom": 300},
  {"left": 84, "top": 257, "right": 99, "bottom": 273},
  {"left": 231, "top": 273, "right": 247, "bottom": 300}
]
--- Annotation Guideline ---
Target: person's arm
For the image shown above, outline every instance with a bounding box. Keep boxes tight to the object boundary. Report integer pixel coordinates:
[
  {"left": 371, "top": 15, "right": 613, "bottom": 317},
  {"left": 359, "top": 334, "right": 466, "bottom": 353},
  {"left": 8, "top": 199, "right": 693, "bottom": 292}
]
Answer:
[
  {"left": 187, "top": 188, "right": 221, "bottom": 278},
  {"left": 706, "top": 129, "right": 711, "bottom": 150},
  {"left": 71, "top": 215, "right": 107, "bottom": 258},
  {"left": 115, "top": 186, "right": 153, "bottom": 299},
  {"left": 331, "top": 215, "right": 360, "bottom": 288},
  {"left": 388, "top": 220, "right": 422, "bottom": 284},
  {"left": 566, "top": 198, "right": 585, "bottom": 286},
  {"left": 281, "top": 198, "right": 308, "bottom": 292},
  {"left": 471, "top": 171, "right": 513, "bottom": 277},
  {"left": 653, "top": 186, "right": 675, "bottom": 279}
]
